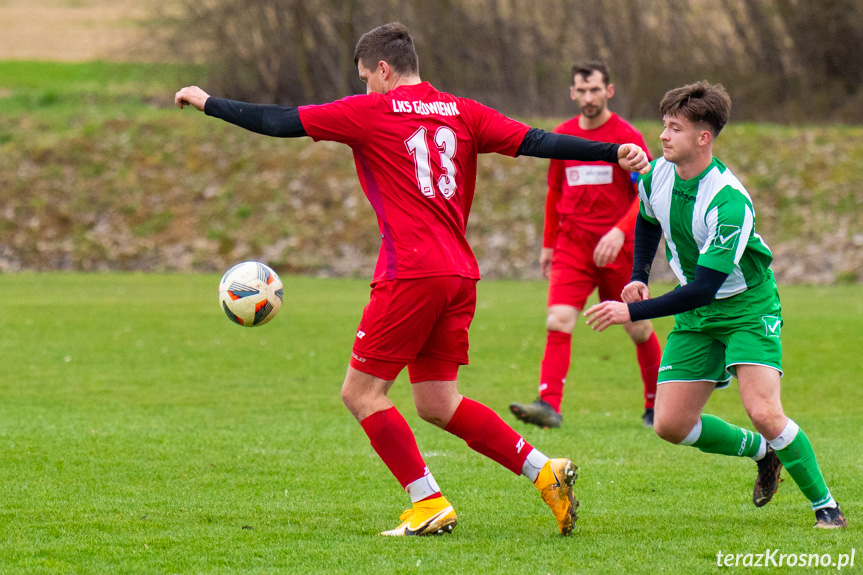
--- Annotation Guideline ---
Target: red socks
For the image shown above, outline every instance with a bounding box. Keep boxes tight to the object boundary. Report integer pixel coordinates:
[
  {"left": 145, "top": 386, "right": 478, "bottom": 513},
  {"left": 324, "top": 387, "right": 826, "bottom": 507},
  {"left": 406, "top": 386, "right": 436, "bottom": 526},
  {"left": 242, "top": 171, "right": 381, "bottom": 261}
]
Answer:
[
  {"left": 636, "top": 333, "right": 661, "bottom": 409},
  {"left": 541, "top": 329, "right": 660, "bottom": 411},
  {"left": 444, "top": 397, "right": 531, "bottom": 475},
  {"left": 360, "top": 407, "right": 428, "bottom": 489},
  {"left": 538, "top": 330, "right": 571, "bottom": 413}
]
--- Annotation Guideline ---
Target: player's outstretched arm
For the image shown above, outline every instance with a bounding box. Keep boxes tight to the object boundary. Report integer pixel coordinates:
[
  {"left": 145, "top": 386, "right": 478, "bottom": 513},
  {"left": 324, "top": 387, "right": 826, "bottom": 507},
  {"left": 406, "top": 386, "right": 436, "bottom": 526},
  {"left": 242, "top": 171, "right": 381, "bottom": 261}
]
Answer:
[
  {"left": 516, "top": 129, "right": 650, "bottom": 174},
  {"left": 175, "top": 86, "right": 307, "bottom": 138},
  {"left": 517, "top": 128, "right": 618, "bottom": 164}
]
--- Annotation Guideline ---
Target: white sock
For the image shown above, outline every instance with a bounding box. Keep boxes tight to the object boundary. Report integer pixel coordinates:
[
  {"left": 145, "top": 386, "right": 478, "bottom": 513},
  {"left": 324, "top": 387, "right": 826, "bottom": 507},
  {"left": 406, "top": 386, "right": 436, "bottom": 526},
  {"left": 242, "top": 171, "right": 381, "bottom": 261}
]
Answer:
[
  {"left": 521, "top": 448, "right": 549, "bottom": 482},
  {"left": 678, "top": 419, "right": 703, "bottom": 446},
  {"left": 405, "top": 468, "right": 441, "bottom": 503},
  {"left": 766, "top": 418, "right": 799, "bottom": 451},
  {"left": 751, "top": 436, "right": 768, "bottom": 461},
  {"left": 813, "top": 496, "right": 838, "bottom": 511}
]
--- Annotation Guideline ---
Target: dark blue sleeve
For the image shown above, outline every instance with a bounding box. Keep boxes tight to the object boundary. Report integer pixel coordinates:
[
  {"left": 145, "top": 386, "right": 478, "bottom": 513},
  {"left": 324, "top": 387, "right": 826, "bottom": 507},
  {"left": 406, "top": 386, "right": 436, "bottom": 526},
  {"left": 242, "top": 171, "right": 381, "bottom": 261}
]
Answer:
[
  {"left": 516, "top": 128, "right": 620, "bottom": 163},
  {"left": 628, "top": 265, "right": 729, "bottom": 321},
  {"left": 631, "top": 213, "right": 663, "bottom": 284},
  {"left": 204, "top": 98, "right": 307, "bottom": 138}
]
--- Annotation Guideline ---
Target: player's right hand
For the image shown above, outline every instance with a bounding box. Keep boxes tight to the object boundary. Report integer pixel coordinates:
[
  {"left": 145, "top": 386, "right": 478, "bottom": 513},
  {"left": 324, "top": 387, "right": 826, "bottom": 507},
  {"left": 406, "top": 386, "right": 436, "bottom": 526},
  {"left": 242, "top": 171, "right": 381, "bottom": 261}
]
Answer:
[
  {"left": 175, "top": 86, "right": 210, "bottom": 111},
  {"left": 621, "top": 281, "right": 649, "bottom": 303},
  {"left": 540, "top": 247, "right": 554, "bottom": 279}
]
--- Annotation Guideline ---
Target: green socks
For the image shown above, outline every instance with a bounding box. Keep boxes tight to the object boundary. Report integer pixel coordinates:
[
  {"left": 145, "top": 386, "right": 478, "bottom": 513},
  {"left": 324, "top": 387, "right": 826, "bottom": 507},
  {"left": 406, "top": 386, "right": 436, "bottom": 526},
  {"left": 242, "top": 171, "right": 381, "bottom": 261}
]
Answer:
[
  {"left": 682, "top": 414, "right": 764, "bottom": 458},
  {"left": 680, "top": 415, "right": 835, "bottom": 510},
  {"left": 768, "top": 419, "right": 835, "bottom": 510}
]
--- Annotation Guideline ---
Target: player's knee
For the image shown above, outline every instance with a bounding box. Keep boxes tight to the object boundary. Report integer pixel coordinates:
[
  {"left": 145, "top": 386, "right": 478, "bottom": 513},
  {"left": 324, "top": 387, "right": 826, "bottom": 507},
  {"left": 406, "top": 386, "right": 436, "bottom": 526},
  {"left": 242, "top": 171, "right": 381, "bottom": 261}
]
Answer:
[
  {"left": 653, "top": 416, "right": 690, "bottom": 444},
  {"left": 747, "top": 406, "right": 786, "bottom": 439},
  {"left": 340, "top": 381, "right": 356, "bottom": 410},
  {"left": 624, "top": 320, "right": 654, "bottom": 343},
  {"left": 415, "top": 405, "right": 448, "bottom": 428},
  {"left": 546, "top": 307, "right": 577, "bottom": 332}
]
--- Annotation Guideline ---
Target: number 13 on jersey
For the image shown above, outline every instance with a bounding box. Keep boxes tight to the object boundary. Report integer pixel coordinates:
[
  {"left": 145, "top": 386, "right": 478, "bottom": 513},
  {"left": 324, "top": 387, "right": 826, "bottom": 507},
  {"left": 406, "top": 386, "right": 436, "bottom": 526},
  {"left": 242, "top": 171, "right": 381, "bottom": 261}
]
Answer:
[{"left": 405, "top": 126, "right": 457, "bottom": 199}]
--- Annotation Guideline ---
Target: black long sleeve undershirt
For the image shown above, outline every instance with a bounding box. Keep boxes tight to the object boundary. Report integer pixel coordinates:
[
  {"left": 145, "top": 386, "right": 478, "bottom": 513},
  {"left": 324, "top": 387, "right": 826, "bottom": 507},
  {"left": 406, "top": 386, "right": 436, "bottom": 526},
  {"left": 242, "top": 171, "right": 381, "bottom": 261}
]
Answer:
[
  {"left": 516, "top": 127, "right": 620, "bottom": 163},
  {"left": 204, "top": 97, "right": 307, "bottom": 138},
  {"left": 631, "top": 213, "right": 663, "bottom": 285},
  {"left": 628, "top": 265, "right": 730, "bottom": 321},
  {"left": 627, "top": 213, "right": 730, "bottom": 321},
  {"left": 202, "top": 102, "right": 618, "bottom": 166}
]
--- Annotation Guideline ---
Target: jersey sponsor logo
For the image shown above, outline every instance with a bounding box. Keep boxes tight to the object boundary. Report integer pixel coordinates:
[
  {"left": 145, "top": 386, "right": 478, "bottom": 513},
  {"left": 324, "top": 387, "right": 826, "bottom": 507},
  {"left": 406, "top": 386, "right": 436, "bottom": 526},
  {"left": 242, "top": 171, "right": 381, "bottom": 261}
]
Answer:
[
  {"left": 713, "top": 224, "right": 742, "bottom": 251},
  {"left": 658, "top": 365, "right": 673, "bottom": 372},
  {"left": 565, "top": 165, "right": 613, "bottom": 186},
  {"left": 762, "top": 316, "right": 781, "bottom": 338},
  {"left": 671, "top": 188, "right": 697, "bottom": 202},
  {"left": 392, "top": 100, "right": 460, "bottom": 117}
]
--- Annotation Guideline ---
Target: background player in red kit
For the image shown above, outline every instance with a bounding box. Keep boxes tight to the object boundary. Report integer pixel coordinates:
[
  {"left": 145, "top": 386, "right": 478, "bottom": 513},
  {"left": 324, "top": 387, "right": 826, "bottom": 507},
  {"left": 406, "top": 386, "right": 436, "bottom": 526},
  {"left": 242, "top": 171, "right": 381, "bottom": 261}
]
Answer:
[
  {"left": 510, "top": 62, "right": 662, "bottom": 429},
  {"left": 176, "top": 24, "right": 649, "bottom": 537}
]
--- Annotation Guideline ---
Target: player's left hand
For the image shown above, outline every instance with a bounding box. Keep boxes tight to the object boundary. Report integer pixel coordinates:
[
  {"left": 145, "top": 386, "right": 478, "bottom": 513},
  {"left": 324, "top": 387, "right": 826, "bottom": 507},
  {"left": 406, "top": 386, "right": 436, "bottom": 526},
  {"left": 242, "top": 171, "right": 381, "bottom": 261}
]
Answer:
[
  {"left": 593, "top": 227, "right": 625, "bottom": 267},
  {"left": 617, "top": 144, "right": 651, "bottom": 175},
  {"left": 584, "top": 300, "right": 631, "bottom": 332}
]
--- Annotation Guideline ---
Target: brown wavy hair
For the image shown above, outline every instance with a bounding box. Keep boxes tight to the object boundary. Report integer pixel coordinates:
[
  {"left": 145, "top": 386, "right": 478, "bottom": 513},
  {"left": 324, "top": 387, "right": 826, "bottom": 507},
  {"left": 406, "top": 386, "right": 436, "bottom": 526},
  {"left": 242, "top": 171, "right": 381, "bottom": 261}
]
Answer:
[{"left": 660, "top": 81, "right": 731, "bottom": 137}]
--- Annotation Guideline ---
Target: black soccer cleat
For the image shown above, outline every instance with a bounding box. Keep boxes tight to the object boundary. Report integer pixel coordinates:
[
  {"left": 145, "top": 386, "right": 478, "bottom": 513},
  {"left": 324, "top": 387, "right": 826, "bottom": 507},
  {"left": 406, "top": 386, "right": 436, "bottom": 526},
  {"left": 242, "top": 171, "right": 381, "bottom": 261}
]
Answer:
[
  {"left": 509, "top": 399, "right": 562, "bottom": 429},
  {"left": 641, "top": 408, "right": 654, "bottom": 428},
  {"left": 814, "top": 505, "right": 847, "bottom": 529},
  {"left": 753, "top": 446, "right": 783, "bottom": 507}
]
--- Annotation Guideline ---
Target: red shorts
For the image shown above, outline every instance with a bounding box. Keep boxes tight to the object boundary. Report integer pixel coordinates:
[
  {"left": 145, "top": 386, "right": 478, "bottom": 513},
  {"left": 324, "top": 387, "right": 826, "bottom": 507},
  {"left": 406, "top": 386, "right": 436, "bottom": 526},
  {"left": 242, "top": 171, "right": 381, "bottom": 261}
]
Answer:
[
  {"left": 548, "top": 226, "right": 633, "bottom": 309},
  {"left": 350, "top": 276, "right": 477, "bottom": 383}
]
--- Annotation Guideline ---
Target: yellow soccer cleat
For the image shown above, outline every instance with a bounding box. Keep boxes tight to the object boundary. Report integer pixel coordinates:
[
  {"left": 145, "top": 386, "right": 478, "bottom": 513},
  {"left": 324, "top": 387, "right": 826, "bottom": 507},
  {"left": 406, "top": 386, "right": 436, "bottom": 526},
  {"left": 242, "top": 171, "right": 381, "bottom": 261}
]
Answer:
[
  {"left": 534, "top": 458, "right": 579, "bottom": 535},
  {"left": 380, "top": 496, "right": 458, "bottom": 536}
]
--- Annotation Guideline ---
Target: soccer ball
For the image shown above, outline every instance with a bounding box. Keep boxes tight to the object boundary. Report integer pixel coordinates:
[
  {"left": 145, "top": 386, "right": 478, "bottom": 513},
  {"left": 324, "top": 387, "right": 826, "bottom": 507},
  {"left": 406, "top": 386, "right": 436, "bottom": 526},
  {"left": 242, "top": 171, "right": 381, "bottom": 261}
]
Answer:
[{"left": 218, "top": 261, "right": 283, "bottom": 327}]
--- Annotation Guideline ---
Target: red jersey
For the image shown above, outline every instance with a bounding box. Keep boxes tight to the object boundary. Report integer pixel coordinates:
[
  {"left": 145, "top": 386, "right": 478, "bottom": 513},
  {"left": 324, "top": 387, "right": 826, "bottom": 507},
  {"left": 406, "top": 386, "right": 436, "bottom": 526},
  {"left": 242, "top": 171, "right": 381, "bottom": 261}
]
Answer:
[
  {"left": 299, "top": 82, "right": 530, "bottom": 283},
  {"left": 544, "top": 113, "right": 648, "bottom": 246}
]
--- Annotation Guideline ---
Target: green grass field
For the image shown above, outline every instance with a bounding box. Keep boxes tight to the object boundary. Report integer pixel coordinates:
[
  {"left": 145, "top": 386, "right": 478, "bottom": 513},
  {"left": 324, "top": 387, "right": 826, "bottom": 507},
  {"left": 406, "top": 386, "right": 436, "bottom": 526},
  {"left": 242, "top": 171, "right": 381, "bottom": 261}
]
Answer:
[{"left": 0, "top": 274, "right": 859, "bottom": 573}]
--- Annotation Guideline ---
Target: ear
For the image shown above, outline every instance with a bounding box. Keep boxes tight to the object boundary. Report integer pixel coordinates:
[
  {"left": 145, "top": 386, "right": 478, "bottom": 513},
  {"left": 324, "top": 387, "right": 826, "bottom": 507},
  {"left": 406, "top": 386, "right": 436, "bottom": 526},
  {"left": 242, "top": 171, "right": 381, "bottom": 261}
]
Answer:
[
  {"left": 378, "top": 60, "right": 390, "bottom": 79},
  {"left": 569, "top": 85, "right": 577, "bottom": 101},
  {"left": 699, "top": 129, "right": 713, "bottom": 147},
  {"left": 606, "top": 83, "right": 615, "bottom": 99}
]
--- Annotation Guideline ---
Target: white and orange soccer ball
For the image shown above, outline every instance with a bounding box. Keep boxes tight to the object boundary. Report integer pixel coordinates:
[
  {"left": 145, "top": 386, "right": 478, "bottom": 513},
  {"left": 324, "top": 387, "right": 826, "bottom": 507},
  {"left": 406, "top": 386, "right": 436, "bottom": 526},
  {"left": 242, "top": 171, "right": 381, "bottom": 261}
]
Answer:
[{"left": 218, "top": 261, "right": 283, "bottom": 327}]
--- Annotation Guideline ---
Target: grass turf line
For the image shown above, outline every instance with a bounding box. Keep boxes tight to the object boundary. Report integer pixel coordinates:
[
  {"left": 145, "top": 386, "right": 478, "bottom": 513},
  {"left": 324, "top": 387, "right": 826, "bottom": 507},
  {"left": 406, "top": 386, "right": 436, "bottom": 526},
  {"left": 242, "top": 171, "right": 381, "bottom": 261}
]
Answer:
[{"left": 0, "top": 274, "right": 859, "bottom": 573}]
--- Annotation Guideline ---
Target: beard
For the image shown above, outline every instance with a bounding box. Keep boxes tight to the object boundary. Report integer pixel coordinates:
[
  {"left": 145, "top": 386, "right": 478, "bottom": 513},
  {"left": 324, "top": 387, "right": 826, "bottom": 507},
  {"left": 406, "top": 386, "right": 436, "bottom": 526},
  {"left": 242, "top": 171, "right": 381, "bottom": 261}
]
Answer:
[{"left": 579, "top": 104, "right": 603, "bottom": 118}]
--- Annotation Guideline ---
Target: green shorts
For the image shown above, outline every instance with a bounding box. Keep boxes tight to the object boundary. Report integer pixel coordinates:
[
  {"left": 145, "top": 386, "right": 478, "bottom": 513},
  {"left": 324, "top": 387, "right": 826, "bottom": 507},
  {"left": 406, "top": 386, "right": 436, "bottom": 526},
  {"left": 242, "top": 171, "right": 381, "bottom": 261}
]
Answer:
[{"left": 658, "top": 276, "right": 783, "bottom": 388}]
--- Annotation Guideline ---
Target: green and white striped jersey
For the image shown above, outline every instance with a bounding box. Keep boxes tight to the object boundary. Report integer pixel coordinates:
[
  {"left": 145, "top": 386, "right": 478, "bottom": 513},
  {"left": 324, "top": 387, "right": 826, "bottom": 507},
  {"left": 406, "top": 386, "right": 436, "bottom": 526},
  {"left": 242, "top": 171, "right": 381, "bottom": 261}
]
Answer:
[{"left": 638, "top": 157, "right": 773, "bottom": 298}]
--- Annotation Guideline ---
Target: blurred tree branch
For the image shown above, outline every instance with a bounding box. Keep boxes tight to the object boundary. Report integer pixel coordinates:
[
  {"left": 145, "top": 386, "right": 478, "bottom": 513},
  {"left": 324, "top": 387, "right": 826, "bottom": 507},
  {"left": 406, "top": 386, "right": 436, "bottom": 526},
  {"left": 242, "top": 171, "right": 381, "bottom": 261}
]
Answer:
[{"left": 151, "top": 0, "right": 863, "bottom": 122}]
